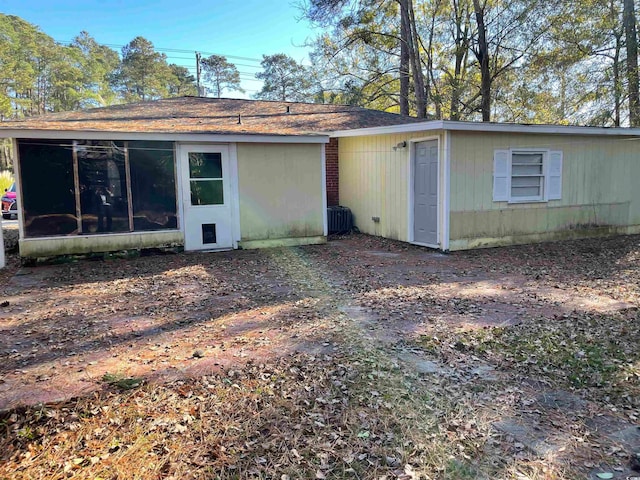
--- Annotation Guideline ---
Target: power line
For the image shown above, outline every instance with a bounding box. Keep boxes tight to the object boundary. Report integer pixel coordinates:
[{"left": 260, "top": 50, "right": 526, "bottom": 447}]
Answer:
[
  {"left": 57, "top": 39, "right": 313, "bottom": 67},
  {"left": 166, "top": 57, "right": 262, "bottom": 69},
  {"left": 57, "top": 39, "right": 266, "bottom": 63}
]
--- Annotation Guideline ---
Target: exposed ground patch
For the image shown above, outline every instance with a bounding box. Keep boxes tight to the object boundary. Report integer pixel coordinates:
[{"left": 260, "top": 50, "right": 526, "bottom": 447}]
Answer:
[{"left": 1, "top": 233, "right": 639, "bottom": 479}]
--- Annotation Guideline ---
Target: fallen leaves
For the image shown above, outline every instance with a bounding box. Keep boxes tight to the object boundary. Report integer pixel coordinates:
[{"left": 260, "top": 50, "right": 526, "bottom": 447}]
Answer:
[{"left": 2, "top": 233, "right": 640, "bottom": 478}]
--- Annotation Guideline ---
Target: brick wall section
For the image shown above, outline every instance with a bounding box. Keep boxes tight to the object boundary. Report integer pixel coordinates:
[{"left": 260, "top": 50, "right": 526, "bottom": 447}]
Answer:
[{"left": 325, "top": 137, "right": 339, "bottom": 206}]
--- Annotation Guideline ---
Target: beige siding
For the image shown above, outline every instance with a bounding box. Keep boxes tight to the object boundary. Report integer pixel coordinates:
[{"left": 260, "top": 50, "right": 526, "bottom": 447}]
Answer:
[
  {"left": 449, "top": 131, "right": 640, "bottom": 249},
  {"left": 237, "top": 143, "right": 324, "bottom": 242},
  {"left": 339, "top": 131, "right": 444, "bottom": 242},
  {"left": 20, "top": 231, "right": 183, "bottom": 258}
]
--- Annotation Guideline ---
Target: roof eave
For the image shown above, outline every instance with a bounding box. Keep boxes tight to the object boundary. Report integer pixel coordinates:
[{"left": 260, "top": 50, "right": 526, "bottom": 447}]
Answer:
[
  {"left": 330, "top": 120, "right": 640, "bottom": 137},
  {"left": 0, "top": 129, "right": 330, "bottom": 144}
]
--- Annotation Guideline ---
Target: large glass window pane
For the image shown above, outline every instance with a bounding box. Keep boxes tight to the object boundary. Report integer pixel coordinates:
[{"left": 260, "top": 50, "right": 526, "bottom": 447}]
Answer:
[
  {"left": 129, "top": 141, "right": 178, "bottom": 231},
  {"left": 190, "top": 180, "right": 223, "bottom": 205},
  {"left": 18, "top": 139, "right": 78, "bottom": 237},
  {"left": 77, "top": 141, "right": 129, "bottom": 233},
  {"left": 188, "top": 152, "right": 222, "bottom": 178}
]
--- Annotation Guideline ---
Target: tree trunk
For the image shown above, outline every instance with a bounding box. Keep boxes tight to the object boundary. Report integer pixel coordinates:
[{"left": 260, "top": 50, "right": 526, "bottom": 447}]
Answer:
[
  {"left": 399, "top": 0, "right": 410, "bottom": 116},
  {"left": 425, "top": 0, "right": 441, "bottom": 118},
  {"left": 472, "top": 0, "right": 491, "bottom": 121},
  {"left": 624, "top": 0, "right": 639, "bottom": 126},
  {"left": 407, "top": 0, "right": 427, "bottom": 118},
  {"left": 450, "top": 0, "right": 467, "bottom": 121},
  {"left": 614, "top": 34, "right": 622, "bottom": 126},
  {"left": 0, "top": 139, "right": 13, "bottom": 171}
]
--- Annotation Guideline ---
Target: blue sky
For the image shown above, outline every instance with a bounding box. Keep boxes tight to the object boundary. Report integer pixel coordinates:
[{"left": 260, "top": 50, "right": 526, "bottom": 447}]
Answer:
[{"left": 0, "top": 0, "right": 320, "bottom": 97}]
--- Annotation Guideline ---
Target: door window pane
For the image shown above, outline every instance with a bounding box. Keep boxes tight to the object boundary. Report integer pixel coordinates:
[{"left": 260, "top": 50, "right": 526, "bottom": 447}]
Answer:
[
  {"left": 190, "top": 180, "right": 223, "bottom": 205},
  {"left": 189, "top": 152, "right": 222, "bottom": 178},
  {"left": 18, "top": 139, "right": 77, "bottom": 237},
  {"left": 77, "top": 141, "right": 129, "bottom": 233},
  {"left": 129, "top": 141, "right": 178, "bottom": 231}
]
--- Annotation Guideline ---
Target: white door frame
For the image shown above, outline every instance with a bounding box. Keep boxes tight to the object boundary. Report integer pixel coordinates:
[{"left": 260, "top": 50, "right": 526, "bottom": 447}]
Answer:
[
  {"left": 407, "top": 135, "right": 441, "bottom": 249},
  {"left": 176, "top": 142, "right": 240, "bottom": 250}
]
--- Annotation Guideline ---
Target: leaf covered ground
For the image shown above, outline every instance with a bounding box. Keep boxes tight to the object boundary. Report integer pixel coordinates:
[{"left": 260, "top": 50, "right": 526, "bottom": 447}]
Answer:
[{"left": 0, "top": 233, "right": 639, "bottom": 479}]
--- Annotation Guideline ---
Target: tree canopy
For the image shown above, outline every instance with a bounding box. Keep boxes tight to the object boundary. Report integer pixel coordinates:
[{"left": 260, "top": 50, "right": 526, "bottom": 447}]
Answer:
[
  {"left": 201, "top": 55, "right": 244, "bottom": 98},
  {"left": 300, "top": 0, "right": 640, "bottom": 125},
  {"left": 3, "top": 4, "right": 640, "bottom": 126},
  {"left": 0, "top": 16, "right": 198, "bottom": 117},
  {"left": 254, "top": 54, "right": 313, "bottom": 102}
]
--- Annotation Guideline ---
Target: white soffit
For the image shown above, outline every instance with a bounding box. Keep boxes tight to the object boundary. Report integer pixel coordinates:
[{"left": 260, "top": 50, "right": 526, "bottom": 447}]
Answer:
[{"left": 330, "top": 120, "right": 640, "bottom": 138}]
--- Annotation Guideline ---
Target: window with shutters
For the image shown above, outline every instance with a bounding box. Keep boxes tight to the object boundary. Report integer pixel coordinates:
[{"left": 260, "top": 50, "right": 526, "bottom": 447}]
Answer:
[{"left": 493, "top": 149, "right": 563, "bottom": 203}]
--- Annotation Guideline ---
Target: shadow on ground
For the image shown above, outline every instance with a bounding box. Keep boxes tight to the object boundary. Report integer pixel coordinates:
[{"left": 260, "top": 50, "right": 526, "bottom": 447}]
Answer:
[{"left": 0, "top": 233, "right": 639, "bottom": 479}]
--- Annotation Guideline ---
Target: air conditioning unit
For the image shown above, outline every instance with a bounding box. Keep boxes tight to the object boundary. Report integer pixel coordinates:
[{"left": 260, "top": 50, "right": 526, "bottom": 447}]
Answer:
[{"left": 327, "top": 206, "right": 353, "bottom": 234}]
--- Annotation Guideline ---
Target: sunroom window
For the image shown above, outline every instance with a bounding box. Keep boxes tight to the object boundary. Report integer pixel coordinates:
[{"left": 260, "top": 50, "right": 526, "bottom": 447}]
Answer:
[{"left": 17, "top": 139, "right": 178, "bottom": 238}]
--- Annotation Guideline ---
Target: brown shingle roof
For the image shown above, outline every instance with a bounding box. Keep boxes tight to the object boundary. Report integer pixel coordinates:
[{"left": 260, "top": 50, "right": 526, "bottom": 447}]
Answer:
[{"left": 0, "top": 97, "right": 421, "bottom": 136}]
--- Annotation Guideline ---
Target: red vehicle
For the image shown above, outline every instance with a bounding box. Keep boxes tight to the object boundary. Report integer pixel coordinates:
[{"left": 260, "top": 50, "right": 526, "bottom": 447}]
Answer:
[{"left": 2, "top": 183, "right": 17, "bottom": 219}]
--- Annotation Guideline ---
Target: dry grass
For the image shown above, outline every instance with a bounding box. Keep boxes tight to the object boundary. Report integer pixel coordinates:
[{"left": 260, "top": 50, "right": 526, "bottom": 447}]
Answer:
[
  {"left": 456, "top": 309, "right": 640, "bottom": 406},
  {"left": 2, "top": 234, "right": 640, "bottom": 479},
  {"left": 0, "top": 347, "right": 507, "bottom": 480}
]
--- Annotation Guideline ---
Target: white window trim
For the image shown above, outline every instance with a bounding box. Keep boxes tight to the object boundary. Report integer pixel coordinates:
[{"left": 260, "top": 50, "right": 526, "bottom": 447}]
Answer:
[{"left": 508, "top": 148, "right": 549, "bottom": 203}]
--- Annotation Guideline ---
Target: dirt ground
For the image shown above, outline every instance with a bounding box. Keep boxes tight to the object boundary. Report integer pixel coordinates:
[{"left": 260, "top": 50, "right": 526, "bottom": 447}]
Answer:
[{"left": 0, "top": 233, "right": 639, "bottom": 479}]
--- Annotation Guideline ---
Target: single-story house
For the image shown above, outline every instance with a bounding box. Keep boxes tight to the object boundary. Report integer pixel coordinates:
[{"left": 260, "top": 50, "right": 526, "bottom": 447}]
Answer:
[
  {"left": 0, "top": 97, "right": 417, "bottom": 258},
  {"left": 1, "top": 96, "right": 639, "bottom": 257}
]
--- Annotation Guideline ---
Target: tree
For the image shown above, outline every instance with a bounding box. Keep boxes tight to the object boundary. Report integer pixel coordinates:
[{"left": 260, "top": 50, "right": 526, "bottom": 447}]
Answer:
[
  {"left": 112, "top": 36, "right": 173, "bottom": 102},
  {"left": 0, "top": 14, "right": 62, "bottom": 116},
  {"left": 471, "top": 0, "right": 490, "bottom": 121},
  {"left": 167, "top": 64, "right": 197, "bottom": 96},
  {"left": 0, "top": 19, "right": 123, "bottom": 117},
  {"left": 446, "top": 0, "right": 472, "bottom": 120},
  {"left": 523, "top": 0, "right": 625, "bottom": 126},
  {"left": 69, "top": 31, "right": 120, "bottom": 107},
  {"left": 302, "top": 0, "right": 416, "bottom": 114},
  {"left": 0, "top": 139, "right": 12, "bottom": 171},
  {"left": 301, "top": 0, "right": 435, "bottom": 117},
  {"left": 200, "top": 55, "right": 244, "bottom": 98},
  {"left": 254, "top": 54, "right": 312, "bottom": 101},
  {"left": 624, "top": 0, "right": 639, "bottom": 125}
]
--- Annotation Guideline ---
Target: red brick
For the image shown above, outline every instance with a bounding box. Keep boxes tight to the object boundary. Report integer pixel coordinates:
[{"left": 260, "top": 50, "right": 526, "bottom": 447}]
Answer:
[{"left": 325, "top": 138, "right": 339, "bottom": 206}]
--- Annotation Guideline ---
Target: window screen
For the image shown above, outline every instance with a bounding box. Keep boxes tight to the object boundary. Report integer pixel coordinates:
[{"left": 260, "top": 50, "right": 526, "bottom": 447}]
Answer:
[
  {"left": 17, "top": 139, "right": 77, "bottom": 237},
  {"left": 129, "top": 141, "right": 178, "bottom": 231},
  {"left": 18, "top": 138, "right": 179, "bottom": 238},
  {"left": 77, "top": 141, "right": 129, "bottom": 233}
]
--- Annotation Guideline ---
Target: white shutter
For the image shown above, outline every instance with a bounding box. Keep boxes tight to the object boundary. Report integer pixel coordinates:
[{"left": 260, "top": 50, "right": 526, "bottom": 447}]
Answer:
[
  {"left": 547, "top": 150, "right": 563, "bottom": 200},
  {"left": 493, "top": 149, "right": 510, "bottom": 201}
]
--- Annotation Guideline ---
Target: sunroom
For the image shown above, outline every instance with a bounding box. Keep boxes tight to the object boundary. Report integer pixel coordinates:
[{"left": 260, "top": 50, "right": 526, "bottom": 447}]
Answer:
[{"left": 0, "top": 97, "right": 421, "bottom": 258}]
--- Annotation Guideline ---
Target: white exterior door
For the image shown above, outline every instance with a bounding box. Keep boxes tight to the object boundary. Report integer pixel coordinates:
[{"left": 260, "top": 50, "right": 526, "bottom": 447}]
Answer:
[
  {"left": 413, "top": 140, "right": 439, "bottom": 246},
  {"left": 179, "top": 144, "right": 233, "bottom": 251}
]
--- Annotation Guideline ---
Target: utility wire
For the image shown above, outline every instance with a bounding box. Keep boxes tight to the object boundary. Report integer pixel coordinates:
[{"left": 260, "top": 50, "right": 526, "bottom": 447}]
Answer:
[
  {"left": 56, "top": 39, "right": 313, "bottom": 66},
  {"left": 57, "top": 39, "right": 265, "bottom": 63}
]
